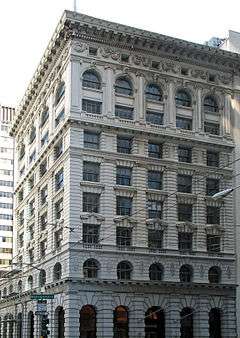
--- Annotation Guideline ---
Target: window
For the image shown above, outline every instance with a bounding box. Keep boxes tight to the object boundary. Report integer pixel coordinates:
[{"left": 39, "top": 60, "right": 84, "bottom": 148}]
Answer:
[
  {"left": 180, "top": 308, "right": 193, "bottom": 338},
  {"left": 29, "top": 126, "right": 36, "bottom": 144},
  {"left": 83, "top": 162, "right": 100, "bottom": 182},
  {"left": 0, "top": 202, "right": 13, "bottom": 209},
  {"left": 209, "top": 309, "right": 222, "bottom": 338},
  {"left": 55, "top": 198, "right": 63, "bottom": 220},
  {"left": 145, "top": 307, "right": 165, "bottom": 338},
  {"left": 116, "top": 227, "right": 132, "bottom": 247},
  {"left": 55, "top": 82, "right": 65, "bottom": 105},
  {"left": 40, "top": 240, "right": 47, "bottom": 258},
  {"left": 53, "top": 263, "right": 62, "bottom": 281},
  {"left": 54, "top": 139, "right": 63, "bottom": 159},
  {"left": 116, "top": 196, "right": 132, "bottom": 216},
  {"left": 19, "top": 233, "right": 24, "bottom": 248},
  {"left": 41, "top": 131, "right": 49, "bottom": 147},
  {"left": 89, "top": 47, "right": 98, "bottom": 56},
  {"left": 178, "top": 146, "right": 192, "bottom": 163},
  {"left": 39, "top": 269, "right": 46, "bottom": 287},
  {"left": 207, "top": 206, "right": 220, "bottom": 224},
  {"left": 20, "top": 166, "right": 25, "bottom": 177},
  {"left": 178, "top": 232, "right": 192, "bottom": 252},
  {"left": 29, "top": 249, "right": 34, "bottom": 264},
  {"left": 146, "top": 111, "right": 164, "bottom": 125},
  {"left": 146, "top": 84, "right": 162, "bottom": 101},
  {"left": 19, "top": 145, "right": 25, "bottom": 161},
  {"left": 41, "top": 212, "right": 48, "bottom": 230},
  {"left": 121, "top": 54, "right": 129, "bottom": 62},
  {"left": 148, "top": 229, "right": 163, "bottom": 249},
  {"left": 40, "top": 159, "right": 47, "bottom": 177},
  {"left": 19, "top": 210, "right": 24, "bottom": 226},
  {"left": 117, "top": 136, "right": 132, "bottom": 154},
  {"left": 82, "top": 193, "right": 100, "bottom": 213},
  {"left": 54, "top": 229, "right": 63, "bottom": 249},
  {"left": 0, "top": 191, "right": 13, "bottom": 198},
  {"left": 80, "top": 305, "right": 96, "bottom": 338},
  {"left": 149, "top": 263, "right": 163, "bottom": 281},
  {"left": 206, "top": 178, "right": 219, "bottom": 196},
  {"left": 82, "top": 70, "right": 101, "bottom": 89},
  {"left": 115, "top": 105, "right": 134, "bottom": 120},
  {"left": 117, "top": 261, "right": 132, "bottom": 280},
  {"left": 148, "top": 171, "right": 162, "bottom": 190},
  {"left": 179, "top": 265, "right": 193, "bottom": 283},
  {"left": 82, "top": 224, "right": 100, "bottom": 244},
  {"left": 116, "top": 166, "right": 132, "bottom": 186},
  {"left": 29, "top": 224, "right": 34, "bottom": 240},
  {"left": 28, "top": 276, "right": 33, "bottom": 289},
  {"left": 29, "top": 175, "right": 35, "bottom": 190},
  {"left": 0, "top": 180, "right": 13, "bottom": 187},
  {"left": 55, "top": 168, "right": 64, "bottom": 191},
  {"left": 40, "top": 109, "right": 49, "bottom": 127},
  {"left": 84, "top": 131, "right": 100, "bottom": 149},
  {"left": 208, "top": 266, "right": 221, "bottom": 284},
  {"left": 204, "top": 122, "right": 220, "bottom": 135},
  {"left": 151, "top": 61, "right": 159, "bottom": 69},
  {"left": 55, "top": 109, "right": 65, "bottom": 127},
  {"left": 115, "top": 77, "right": 132, "bottom": 96},
  {"left": 113, "top": 306, "right": 129, "bottom": 338},
  {"left": 29, "top": 150, "right": 36, "bottom": 164},
  {"left": 40, "top": 185, "right": 48, "bottom": 205},
  {"left": 147, "top": 200, "right": 162, "bottom": 219},
  {"left": 208, "top": 74, "right": 216, "bottom": 82},
  {"left": 175, "top": 89, "right": 191, "bottom": 107},
  {"left": 177, "top": 174, "right": 192, "bottom": 193},
  {"left": 178, "top": 204, "right": 192, "bottom": 222},
  {"left": 176, "top": 116, "right": 192, "bottom": 130},
  {"left": 148, "top": 142, "right": 162, "bottom": 159},
  {"left": 181, "top": 68, "right": 189, "bottom": 76},
  {"left": 204, "top": 96, "right": 218, "bottom": 113},
  {"left": 83, "top": 259, "right": 99, "bottom": 278},
  {"left": 207, "top": 151, "right": 219, "bottom": 167},
  {"left": 82, "top": 99, "right": 102, "bottom": 114},
  {"left": 207, "top": 235, "right": 220, "bottom": 252},
  {"left": 0, "top": 214, "right": 13, "bottom": 220},
  {"left": 29, "top": 199, "right": 35, "bottom": 217}
]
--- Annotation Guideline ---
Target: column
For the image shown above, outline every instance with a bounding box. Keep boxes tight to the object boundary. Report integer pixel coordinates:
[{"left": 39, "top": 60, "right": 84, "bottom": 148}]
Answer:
[
  {"left": 70, "top": 58, "right": 81, "bottom": 114},
  {"left": 221, "top": 298, "right": 237, "bottom": 338},
  {"left": 167, "top": 82, "right": 176, "bottom": 127},
  {"left": 194, "top": 297, "right": 209, "bottom": 338},
  {"left": 194, "top": 173, "right": 206, "bottom": 253},
  {"left": 96, "top": 292, "right": 113, "bottom": 338},
  {"left": 165, "top": 297, "right": 181, "bottom": 338},
  {"left": 129, "top": 295, "right": 145, "bottom": 338},
  {"left": 63, "top": 293, "right": 80, "bottom": 338},
  {"left": 223, "top": 93, "right": 231, "bottom": 136},
  {"left": 136, "top": 73, "right": 145, "bottom": 121},
  {"left": 196, "top": 87, "right": 202, "bottom": 132},
  {"left": 105, "top": 66, "right": 114, "bottom": 117}
]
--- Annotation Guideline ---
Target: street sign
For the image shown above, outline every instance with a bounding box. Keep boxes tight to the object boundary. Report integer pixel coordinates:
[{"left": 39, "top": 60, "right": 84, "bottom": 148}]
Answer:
[{"left": 31, "top": 294, "right": 54, "bottom": 300}]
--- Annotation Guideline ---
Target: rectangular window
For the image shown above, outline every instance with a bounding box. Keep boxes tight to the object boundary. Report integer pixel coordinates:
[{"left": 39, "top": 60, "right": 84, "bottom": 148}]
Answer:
[
  {"left": 178, "top": 146, "right": 192, "bottom": 163},
  {"left": 84, "top": 131, "right": 100, "bottom": 149},
  {"left": 178, "top": 232, "right": 192, "bottom": 251},
  {"left": 147, "top": 200, "right": 163, "bottom": 219},
  {"left": 204, "top": 122, "right": 220, "bottom": 135},
  {"left": 146, "top": 111, "right": 164, "bottom": 125},
  {"left": 0, "top": 203, "right": 13, "bottom": 209},
  {"left": 0, "top": 180, "right": 13, "bottom": 187},
  {"left": 29, "top": 175, "right": 35, "bottom": 190},
  {"left": 148, "top": 171, "right": 162, "bottom": 190},
  {"left": 206, "top": 178, "right": 219, "bottom": 196},
  {"left": 40, "top": 159, "right": 47, "bottom": 177},
  {"left": 55, "top": 198, "right": 63, "bottom": 220},
  {"left": 19, "top": 233, "right": 24, "bottom": 248},
  {"left": 41, "top": 186, "right": 48, "bottom": 205},
  {"left": 116, "top": 227, "right": 132, "bottom": 247},
  {"left": 41, "top": 131, "right": 49, "bottom": 147},
  {"left": 117, "top": 136, "right": 132, "bottom": 154},
  {"left": 54, "top": 139, "right": 63, "bottom": 159},
  {"left": 40, "top": 109, "right": 49, "bottom": 127},
  {"left": 207, "top": 234, "right": 220, "bottom": 252},
  {"left": 55, "top": 109, "right": 65, "bottom": 127},
  {"left": 29, "top": 150, "right": 36, "bottom": 164},
  {"left": 116, "top": 196, "right": 132, "bottom": 216},
  {"left": 82, "top": 193, "right": 100, "bottom": 213},
  {"left": 0, "top": 214, "right": 13, "bottom": 220},
  {"left": 177, "top": 174, "right": 192, "bottom": 193},
  {"left": 82, "top": 99, "right": 102, "bottom": 114},
  {"left": 29, "top": 199, "right": 35, "bottom": 217},
  {"left": 148, "top": 229, "right": 163, "bottom": 249},
  {"left": 19, "top": 210, "right": 24, "bottom": 226},
  {"left": 178, "top": 204, "right": 192, "bottom": 222},
  {"left": 55, "top": 229, "right": 63, "bottom": 248},
  {"left": 116, "top": 166, "right": 132, "bottom": 186},
  {"left": 29, "top": 249, "right": 34, "bottom": 264},
  {"left": 82, "top": 224, "right": 100, "bottom": 244},
  {"left": 29, "top": 224, "right": 34, "bottom": 240},
  {"left": 207, "top": 151, "right": 219, "bottom": 167},
  {"left": 40, "top": 212, "right": 48, "bottom": 230},
  {"left": 83, "top": 162, "right": 100, "bottom": 182},
  {"left": 29, "top": 127, "right": 36, "bottom": 144},
  {"left": 176, "top": 116, "right": 192, "bottom": 130},
  {"left": 207, "top": 206, "right": 220, "bottom": 224},
  {"left": 0, "top": 191, "right": 13, "bottom": 198},
  {"left": 40, "top": 240, "right": 47, "bottom": 257},
  {"left": 55, "top": 168, "right": 64, "bottom": 191},
  {"left": 115, "top": 105, "right": 134, "bottom": 120},
  {"left": 148, "top": 142, "right": 162, "bottom": 159}
]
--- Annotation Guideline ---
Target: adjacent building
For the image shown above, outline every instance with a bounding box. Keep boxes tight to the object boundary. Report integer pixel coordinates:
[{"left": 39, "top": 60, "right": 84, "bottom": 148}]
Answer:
[{"left": 0, "top": 11, "right": 240, "bottom": 338}]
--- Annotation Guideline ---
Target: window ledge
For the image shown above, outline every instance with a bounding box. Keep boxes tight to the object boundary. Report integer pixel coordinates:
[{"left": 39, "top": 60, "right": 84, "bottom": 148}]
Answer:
[{"left": 82, "top": 87, "right": 103, "bottom": 94}]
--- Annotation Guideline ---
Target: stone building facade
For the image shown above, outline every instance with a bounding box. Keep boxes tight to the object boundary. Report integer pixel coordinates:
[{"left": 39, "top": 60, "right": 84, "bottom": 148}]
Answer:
[{"left": 0, "top": 10, "right": 239, "bottom": 338}]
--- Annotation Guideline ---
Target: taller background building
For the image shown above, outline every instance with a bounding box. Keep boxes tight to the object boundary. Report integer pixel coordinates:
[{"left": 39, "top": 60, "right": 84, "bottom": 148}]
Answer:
[{"left": 0, "top": 10, "right": 239, "bottom": 338}]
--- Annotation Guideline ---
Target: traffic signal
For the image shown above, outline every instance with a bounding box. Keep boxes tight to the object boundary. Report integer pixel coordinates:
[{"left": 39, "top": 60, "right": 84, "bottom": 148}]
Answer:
[{"left": 41, "top": 314, "right": 50, "bottom": 337}]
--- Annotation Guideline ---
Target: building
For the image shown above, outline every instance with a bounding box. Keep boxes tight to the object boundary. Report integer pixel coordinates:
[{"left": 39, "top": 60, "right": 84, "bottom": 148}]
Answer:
[
  {"left": 220, "top": 31, "right": 240, "bottom": 54},
  {"left": 0, "top": 10, "right": 239, "bottom": 338},
  {"left": 0, "top": 105, "right": 14, "bottom": 272}
]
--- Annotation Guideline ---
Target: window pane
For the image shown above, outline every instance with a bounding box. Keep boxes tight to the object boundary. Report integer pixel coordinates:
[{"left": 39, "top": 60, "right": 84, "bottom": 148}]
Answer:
[
  {"left": 116, "top": 197, "right": 132, "bottom": 216},
  {"left": 84, "top": 131, "right": 100, "bottom": 149},
  {"left": 148, "top": 142, "right": 162, "bottom": 159},
  {"left": 116, "top": 167, "right": 132, "bottom": 186},
  {"left": 115, "top": 105, "right": 133, "bottom": 120},
  {"left": 117, "top": 136, "right": 132, "bottom": 154},
  {"left": 83, "top": 162, "right": 100, "bottom": 182},
  {"left": 83, "top": 224, "right": 100, "bottom": 244},
  {"left": 207, "top": 235, "right": 220, "bottom": 252},
  {"left": 83, "top": 193, "right": 100, "bottom": 213},
  {"left": 206, "top": 178, "right": 219, "bottom": 196},
  {"left": 147, "top": 200, "right": 163, "bottom": 219},
  {"left": 176, "top": 116, "right": 192, "bottom": 130},
  {"left": 146, "top": 111, "right": 163, "bottom": 125},
  {"left": 207, "top": 151, "right": 219, "bottom": 167},
  {"left": 115, "top": 78, "right": 132, "bottom": 96},
  {"left": 82, "top": 99, "right": 102, "bottom": 114},
  {"left": 83, "top": 71, "right": 101, "bottom": 89},
  {"left": 178, "top": 204, "right": 192, "bottom": 222},
  {"left": 207, "top": 206, "right": 220, "bottom": 224},
  {"left": 204, "top": 122, "right": 220, "bottom": 135},
  {"left": 177, "top": 175, "right": 192, "bottom": 193},
  {"left": 148, "top": 229, "right": 163, "bottom": 249},
  {"left": 178, "top": 232, "right": 192, "bottom": 251},
  {"left": 178, "top": 146, "right": 192, "bottom": 163},
  {"left": 116, "top": 227, "right": 132, "bottom": 247},
  {"left": 148, "top": 171, "right": 162, "bottom": 190}
]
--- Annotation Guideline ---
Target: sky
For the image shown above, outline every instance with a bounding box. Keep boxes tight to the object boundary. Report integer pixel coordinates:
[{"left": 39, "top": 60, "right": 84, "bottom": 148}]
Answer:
[{"left": 0, "top": 0, "right": 240, "bottom": 107}]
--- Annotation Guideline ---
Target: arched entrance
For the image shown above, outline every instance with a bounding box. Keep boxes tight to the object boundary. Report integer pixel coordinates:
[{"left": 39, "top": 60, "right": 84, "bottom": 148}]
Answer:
[
  {"left": 113, "top": 306, "right": 129, "bottom": 338},
  {"left": 8, "top": 315, "right": 13, "bottom": 338},
  {"left": 55, "top": 307, "right": 65, "bottom": 338},
  {"left": 28, "top": 311, "right": 34, "bottom": 338},
  {"left": 16, "top": 313, "right": 22, "bottom": 338},
  {"left": 180, "top": 308, "right": 193, "bottom": 338},
  {"left": 209, "top": 308, "right": 221, "bottom": 338},
  {"left": 145, "top": 307, "right": 165, "bottom": 338},
  {"left": 80, "top": 305, "right": 96, "bottom": 338}
]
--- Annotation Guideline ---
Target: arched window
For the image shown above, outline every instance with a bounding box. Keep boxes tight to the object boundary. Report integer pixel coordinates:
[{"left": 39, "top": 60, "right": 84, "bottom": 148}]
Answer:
[
  {"left": 117, "top": 261, "right": 132, "bottom": 280},
  {"left": 27, "top": 311, "right": 34, "bottom": 338},
  {"left": 146, "top": 84, "right": 162, "bottom": 101},
  {"left": 180, "top": 308, "right": 193, "bottom": 338},
  {"left": 80, "top": 305, "right": 96, "bottom": 338},
  {"left": 209, "top": 308, "right": 221, "bottom": 338},
  {"left": 28, "top": 275, "right": 33, "bottom": 289},
  {"left": 115, "top": 77, "right": 133, "bottom": 96},
  {"left": 53, "top": 263, "right": 62, "bottom": 281},
  {"left": 3, "top": 287, "right": 7, "bottom": 297},
  {"left": 3, "top": 315, "right": 8, "bottom": 338},
  {"left": 9, "top": 284, "right": 13, "bottom": 295},
  {"left": 55, "top": 82, "right": 65, "bottom": 106},
  {"left": 18, "top": 280, "right": 23, "bottom": 293},
  {"left": 113, "top": 306, "right": 129, "bottom": 338},
  {"left": 208, "top": 266, "right": 221, "bottom": 284},
  {"left": 82, "top": 70, "right": 101, "bottom": 90},
  {"left": 16, "top": 313, "right": 23, "bottom": 338},
  {"left": 39, "top": 269, "right": 46, "bottom": 287},
  {"left": 83, "top": 259, "right": 99, "bottom": 278},
  {"left": 55, "top": 306, "right": 65, "bottom": 338},
  {"left": 204, "top": 96, "right": 218, "bottom": 113},
  {"left": 149, "top": 263, "right": 163, "bottom": 281},
  {"left": 179, "top": 265, "right": 193, "bottom": 283},
  {"left": 8, "top": 314, "right": 14, "bottom": 338},
  {"left": 145, "top": 307, "right": 165, "bottom": 338},
  {"left": 175, "top": 89, "right": 191, "bottom": 107}
]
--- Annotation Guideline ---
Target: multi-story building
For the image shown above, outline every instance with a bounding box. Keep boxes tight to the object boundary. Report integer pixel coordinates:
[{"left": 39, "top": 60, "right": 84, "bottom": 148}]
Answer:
[
  {"left": 0, "top": 10, "right": 239, "bottom": 338},
  {"left": 0, "top": 106, "right": 14, "bottom": 272}
]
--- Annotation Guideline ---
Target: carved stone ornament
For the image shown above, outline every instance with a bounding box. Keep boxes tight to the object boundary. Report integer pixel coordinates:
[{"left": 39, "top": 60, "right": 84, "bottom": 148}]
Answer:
[
  {"left": 176, "top": 221, "right": 197, "bottom": 233},
  {"left": 226, "top": 266, "right": 232, "bottom": 279},
  {"left": 146, "top": 218, "right": 168, "bottom": 230},
  {"left": 99, "top": 47, "right": 111, "bottom": 58},
  {"left": 111, "top": 51, "right": 120, "bottom": 60},
  {"left": 73, "top": 42, "right": 88, "bottom": 53},
  {"left": 133, "top": 55, "right": 142, "bottom": 65},
  {"left": 199, "top": 264, "right": 205, "bottom": 278},
  {"left": 162, "top": 62, "right": 178, "bottom": 74},
  {"left": 170, "top": 263, "right": 175, "bottom": 276},
  {"left": 191, "top": 69, "right": 208, "bottom": 80}
]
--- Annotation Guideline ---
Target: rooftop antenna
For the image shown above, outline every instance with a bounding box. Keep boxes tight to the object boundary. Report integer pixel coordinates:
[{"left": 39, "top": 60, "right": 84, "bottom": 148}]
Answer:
[{"left": 73, "top": 0, "right": 77, "bottom": 12}]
